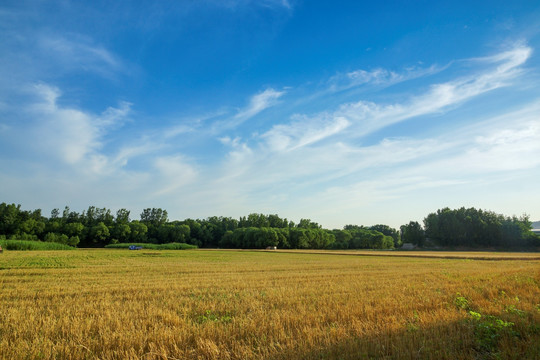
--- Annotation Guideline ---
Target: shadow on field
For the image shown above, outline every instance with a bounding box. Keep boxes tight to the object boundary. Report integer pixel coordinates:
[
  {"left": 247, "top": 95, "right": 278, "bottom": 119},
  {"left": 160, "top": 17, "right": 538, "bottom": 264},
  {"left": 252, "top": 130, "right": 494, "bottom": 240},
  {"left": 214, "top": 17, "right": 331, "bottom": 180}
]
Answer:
[{"left": 266, "top": 319, "right": 540, "bottom": 360}]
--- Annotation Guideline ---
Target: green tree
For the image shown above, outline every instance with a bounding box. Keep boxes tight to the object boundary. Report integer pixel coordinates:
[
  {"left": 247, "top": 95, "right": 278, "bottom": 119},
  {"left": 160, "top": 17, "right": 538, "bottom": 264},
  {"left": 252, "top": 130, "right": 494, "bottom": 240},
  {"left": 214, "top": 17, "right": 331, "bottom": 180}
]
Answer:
[
  {"left": 369, "top": 224, "right": 400, "bottom": 247},
  {"left": 400, "top": 221, "right": 425, "bottom": 247},
  {"left": 67, "top": 236, "right": 80, "bottom": 247},
  {"left": 332, "top": 229, "right": 352, "bottom": 249},
  {"left": 89, "top": 222, "right": 110, "bottom": 244},
  {"left": 140, "top": 208, "right": 168, "bottom": 226},
  {"left": 111, "top": 223, "right": 131, "bottom": 243},
  {"left": 297, "top": 219, "right": 321, "bottom": 229},
  {"left": 129, "top": 221, "right": 148, "bottom": 243},
  {"left": 115, "top": 209, "right": 131, "bottom": 224},
  {"left": 63, "top": 222, "right": 84, "bottom": 238}
]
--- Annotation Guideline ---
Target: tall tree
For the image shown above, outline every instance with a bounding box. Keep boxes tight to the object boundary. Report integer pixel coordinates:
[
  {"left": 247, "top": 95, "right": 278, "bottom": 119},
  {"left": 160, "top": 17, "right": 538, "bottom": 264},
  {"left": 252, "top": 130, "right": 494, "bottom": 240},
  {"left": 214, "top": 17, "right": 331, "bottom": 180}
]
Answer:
[{"left": 400, "top": 221, "right": 425, "bottom": 247}]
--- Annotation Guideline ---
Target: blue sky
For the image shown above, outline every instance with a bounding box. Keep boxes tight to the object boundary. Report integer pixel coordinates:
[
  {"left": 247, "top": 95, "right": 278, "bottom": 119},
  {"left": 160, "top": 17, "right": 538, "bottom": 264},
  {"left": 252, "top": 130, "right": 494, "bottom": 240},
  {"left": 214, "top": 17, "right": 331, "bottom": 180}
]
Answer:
[{"left": 1, "top": 0, "right": 540, "bottom": 229}]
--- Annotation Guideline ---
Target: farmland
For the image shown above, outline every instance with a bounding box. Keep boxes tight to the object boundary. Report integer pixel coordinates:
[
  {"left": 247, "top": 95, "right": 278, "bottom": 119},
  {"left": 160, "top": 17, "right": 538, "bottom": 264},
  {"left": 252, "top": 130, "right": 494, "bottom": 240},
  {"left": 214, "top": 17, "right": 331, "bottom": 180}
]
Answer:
[{"left": 0, "top": 250, "right": 539, "bottom": 359}]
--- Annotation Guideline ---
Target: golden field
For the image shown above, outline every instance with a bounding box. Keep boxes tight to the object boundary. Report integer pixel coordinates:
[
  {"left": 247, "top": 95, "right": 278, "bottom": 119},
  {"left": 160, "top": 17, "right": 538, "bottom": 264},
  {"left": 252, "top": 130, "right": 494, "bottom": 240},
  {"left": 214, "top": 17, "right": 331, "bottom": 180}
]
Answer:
[{"left": 0, "top": 249, "right": 539, "bottom": 359}]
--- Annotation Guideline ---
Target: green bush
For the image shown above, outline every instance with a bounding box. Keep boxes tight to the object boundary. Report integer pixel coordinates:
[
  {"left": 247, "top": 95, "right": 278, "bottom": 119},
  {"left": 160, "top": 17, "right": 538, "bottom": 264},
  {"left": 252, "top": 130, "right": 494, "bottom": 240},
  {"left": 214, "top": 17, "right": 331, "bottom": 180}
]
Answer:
[
  {"left": 0, "top": 239, "right": 75, "bottom": 251},
  {"left": 104, "top": 242, "right": 197, "bottom": 250},
  {"left": 9, "top": 233, "right": 39, "bottom": 241}
]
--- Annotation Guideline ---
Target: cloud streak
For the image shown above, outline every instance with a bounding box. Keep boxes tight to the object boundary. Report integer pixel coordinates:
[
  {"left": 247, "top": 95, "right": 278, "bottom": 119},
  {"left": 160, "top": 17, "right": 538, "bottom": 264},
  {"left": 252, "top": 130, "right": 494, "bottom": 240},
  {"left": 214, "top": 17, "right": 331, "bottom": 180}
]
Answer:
[
  {"left": 327, "top": 63, "right": 445, "bottom": 93},
  {"left": 211, "top": 88, "right": 285, "bottom": 131},
  {"left": 258, "top": 44, "right": 532, "bottom": 154}
]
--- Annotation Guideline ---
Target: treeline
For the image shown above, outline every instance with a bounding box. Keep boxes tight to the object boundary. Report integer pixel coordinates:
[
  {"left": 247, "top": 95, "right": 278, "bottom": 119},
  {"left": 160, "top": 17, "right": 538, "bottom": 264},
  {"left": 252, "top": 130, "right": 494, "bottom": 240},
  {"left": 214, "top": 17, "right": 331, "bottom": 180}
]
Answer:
[
  {"left": 0, "top": 203, "right": 398, "bottom": 249},
  {"left": 399, "top": 207, "right": 539, "bottom": 248},
  {"left": 0, "top": 203, "right": 538, "bottom": 249},
  {"left": 422, "top": 207, "right": 539, "bottom": 248}
]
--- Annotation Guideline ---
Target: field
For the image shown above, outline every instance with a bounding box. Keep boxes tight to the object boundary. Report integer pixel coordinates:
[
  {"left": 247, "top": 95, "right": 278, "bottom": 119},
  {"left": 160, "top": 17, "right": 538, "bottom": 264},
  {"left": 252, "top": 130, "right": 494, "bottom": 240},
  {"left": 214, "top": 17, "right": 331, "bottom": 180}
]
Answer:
[{"left": 0, "top": 250, "right": 539, "bottom": 359}]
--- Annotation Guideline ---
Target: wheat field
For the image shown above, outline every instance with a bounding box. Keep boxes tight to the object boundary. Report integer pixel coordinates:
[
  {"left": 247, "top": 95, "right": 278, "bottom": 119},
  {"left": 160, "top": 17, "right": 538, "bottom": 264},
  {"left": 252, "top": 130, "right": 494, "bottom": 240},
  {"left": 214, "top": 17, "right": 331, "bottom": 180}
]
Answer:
[{"left": 0, "top": 249, "right": 539, "bottom": 359}]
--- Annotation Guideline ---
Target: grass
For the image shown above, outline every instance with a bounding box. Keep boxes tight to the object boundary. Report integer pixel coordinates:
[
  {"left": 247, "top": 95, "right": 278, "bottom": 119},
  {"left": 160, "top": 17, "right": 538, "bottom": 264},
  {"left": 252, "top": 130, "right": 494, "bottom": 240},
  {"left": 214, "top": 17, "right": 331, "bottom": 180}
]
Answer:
[
  {"left": 0, "top": 239, "right": 75, "bottom": 251},
  {"left": 0, "top": 249, "right": 538, "bottom": 359},
  {"left": 105, "top": 242, "right": 198, "bottom": 250}
]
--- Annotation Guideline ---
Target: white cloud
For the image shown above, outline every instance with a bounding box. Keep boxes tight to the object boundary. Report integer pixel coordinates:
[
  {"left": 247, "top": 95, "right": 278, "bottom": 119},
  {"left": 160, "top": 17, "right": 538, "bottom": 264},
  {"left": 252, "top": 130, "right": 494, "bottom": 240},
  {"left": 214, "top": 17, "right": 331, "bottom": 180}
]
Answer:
[
  {"left": 98, "top": 101, "right": 132, "bottom": 127},
  {"left": 267, "top": 102, "right": 540, "bottom": 228},
  {"left": 152, "top": 155, "right": 198, "bottom": 196},
  {"left": 212, "top": 0, "right": 293, "bottom": 10},
  {"left": 336, "top": 45, "right": 532, "bottom": 135},
  {"left": 256, "top": 45, "right": 532, "bottom": 158},
  {"left": 328, "top": 64, "right": 444, "bottom": 92},
  {"left": 112, "top": 142, "right": 163, "bottom": 167},
  {"left": 1, "top": 42, "right": 539, "bottom": 227},
  {"left": 20, "top": 84, "right": 131, "bottom": 170},
  {"left": 38, "top": 35, "right": 123, "bottom": 76},
  {"left": 235, "top": 88, "right": 285, "bottom": 121},
  {"left": 262, "top": 114, "right": 350, "bottom": 152},
  {"left": 29, "top": 84, "right": 99, "bottom": 164},
  {"left": 210, "top": 88, "right": 285, "bottom": 132}
]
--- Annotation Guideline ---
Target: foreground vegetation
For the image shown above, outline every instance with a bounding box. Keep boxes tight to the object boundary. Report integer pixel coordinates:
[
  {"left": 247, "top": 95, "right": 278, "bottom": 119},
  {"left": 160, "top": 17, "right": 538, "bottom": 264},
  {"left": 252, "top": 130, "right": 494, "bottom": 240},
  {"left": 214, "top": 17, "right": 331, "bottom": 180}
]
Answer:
[{"left": 0, "top": 249, "right": 538, "bottom": 359}]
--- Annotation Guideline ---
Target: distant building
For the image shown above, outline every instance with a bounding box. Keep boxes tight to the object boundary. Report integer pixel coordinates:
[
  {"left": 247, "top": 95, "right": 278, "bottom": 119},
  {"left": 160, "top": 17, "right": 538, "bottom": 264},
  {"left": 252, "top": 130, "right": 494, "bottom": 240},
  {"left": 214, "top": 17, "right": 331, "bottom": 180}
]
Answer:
[
  {"left": 401, "top": 243, "right": 416, "bottom": 250},
  {"left": 532, "top": 229, "right": 540, "bottom": 235}
]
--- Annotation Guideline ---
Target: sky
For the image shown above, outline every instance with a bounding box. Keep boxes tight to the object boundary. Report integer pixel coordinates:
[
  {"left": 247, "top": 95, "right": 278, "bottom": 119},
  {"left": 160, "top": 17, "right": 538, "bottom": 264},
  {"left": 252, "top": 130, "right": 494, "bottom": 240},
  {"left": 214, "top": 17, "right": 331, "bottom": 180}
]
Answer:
[{"left": 1, "top": 0, "right": 540, "bottom": 229}]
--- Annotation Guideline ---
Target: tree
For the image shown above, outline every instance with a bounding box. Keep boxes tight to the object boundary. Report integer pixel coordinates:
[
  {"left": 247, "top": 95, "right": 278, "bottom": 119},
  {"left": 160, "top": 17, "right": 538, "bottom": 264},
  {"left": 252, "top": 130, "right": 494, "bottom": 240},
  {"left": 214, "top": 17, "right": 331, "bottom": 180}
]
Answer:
[
  {"left": 423, "top": 207, "right": 534, "bottom": 248},
  {"left": 63, "top": 222, "right": 84, "bottom": 238},
  {"left": 116, "top": 209, "right": 131, "bottom": 224},
  {"left": 44, "top": 232, "right": 69, "bottom": 245},
  {"left": 156, "top": 224, "right": 190, "bottom": 244},
  {"left": 68, "top": 236, "right": 80, "bottom": 247},
  {"left": 289, "top": 228, "right": 310, "bottom": 249},
  {"left": 0, "top": 203, "right": 21, "bottom": 236},
  {"left": 297, "top": 219, "right": 321, "bottom": 229},
  {"left": 89, "top": 222, "right": 110, "bottom": 245},
  {"left": 50, "top": 208, "right": 60, "bottom": 219},
  {"left": 401, "top": 221, "right": 425, "bottom": 247},
  {"left": 332, "top": 229, "right": 352, "bottom": 249},
  {"left": 20, "top": 218, "right": 46, "bottom": 238},
  {"left": 369, "top": 224, "right": 400, "bottom": 247},
  {"left": 140, "top": 208, "right": 168, "bottom": 226},
  {"left": 129, "top": 221, "right": 148, "bottom": 243},
  {"left": 180, "top": 219, "right": 202, "bottom": 246},
  {"left": 111, "top": 223, "right": 131, "bottom": 243}
]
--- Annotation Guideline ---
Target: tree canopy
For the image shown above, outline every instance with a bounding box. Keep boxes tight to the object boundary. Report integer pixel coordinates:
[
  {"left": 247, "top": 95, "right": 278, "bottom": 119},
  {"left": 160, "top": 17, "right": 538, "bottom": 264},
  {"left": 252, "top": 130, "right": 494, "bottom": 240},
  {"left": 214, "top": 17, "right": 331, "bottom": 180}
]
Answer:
[{"left": 1, "top": 203, "right": 538, "bottom": 250}]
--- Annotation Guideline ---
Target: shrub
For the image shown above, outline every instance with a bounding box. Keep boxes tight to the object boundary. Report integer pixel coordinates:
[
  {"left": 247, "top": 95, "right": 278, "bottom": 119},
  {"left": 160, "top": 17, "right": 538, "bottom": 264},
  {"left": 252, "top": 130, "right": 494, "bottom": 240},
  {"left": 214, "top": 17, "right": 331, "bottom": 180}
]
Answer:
[
  {"left": 0, "top": 239, "right": 75, "bottom": 251},
  {"left": 104, "top": 242, "right": 197, "bottom": 250}
]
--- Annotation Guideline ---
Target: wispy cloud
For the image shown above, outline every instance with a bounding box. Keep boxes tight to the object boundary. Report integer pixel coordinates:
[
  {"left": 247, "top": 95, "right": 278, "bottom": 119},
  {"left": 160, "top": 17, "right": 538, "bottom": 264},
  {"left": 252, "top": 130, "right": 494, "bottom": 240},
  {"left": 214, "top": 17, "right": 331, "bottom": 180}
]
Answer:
[
  {"left": 212, "top": 88, "right": 285, "bottom": 131},
  {"left": 37, "top": 34, "right": 126, "bottom": 78},
  {"left": 152, "top": 155, "right": 198, "bottom": 196},
  {"left": 264, "top": 44, "right": 532, "bottom": 150},
  {"left": 327, "top": 64, "right": 445, "bottom": 92},
  {"left": 262, "top": 114, "right": 350, "bottom": 152},
  {"left": 210, "top": 0, "right": 294, "bottom": 10},
  {"left": 234, "top": 88, "right": 285, "bottom": 122},
  {"left": 195, "top": 44, "right": 538, "bottom": 226},
  {"left": 1, "top": 41, "right": 538, "bottom": 227},
  {"left": 40, "top": 35, "right": 119, "bottom": 68}
]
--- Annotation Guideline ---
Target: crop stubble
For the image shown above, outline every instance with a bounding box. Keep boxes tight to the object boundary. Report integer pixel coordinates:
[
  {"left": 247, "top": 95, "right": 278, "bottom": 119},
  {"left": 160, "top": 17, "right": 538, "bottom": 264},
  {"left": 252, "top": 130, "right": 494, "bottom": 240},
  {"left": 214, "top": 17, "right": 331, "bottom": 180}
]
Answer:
[{"left": 0, "top": 250, "right": 539, "bottom": 359}]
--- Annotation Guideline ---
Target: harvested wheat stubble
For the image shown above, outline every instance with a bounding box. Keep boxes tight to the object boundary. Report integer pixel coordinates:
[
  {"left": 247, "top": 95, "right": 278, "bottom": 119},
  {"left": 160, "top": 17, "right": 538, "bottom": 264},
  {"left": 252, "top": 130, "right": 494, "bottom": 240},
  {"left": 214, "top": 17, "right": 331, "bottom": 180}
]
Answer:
[{"left": 0, "top": 249, "right": 539, "bottom": 359}]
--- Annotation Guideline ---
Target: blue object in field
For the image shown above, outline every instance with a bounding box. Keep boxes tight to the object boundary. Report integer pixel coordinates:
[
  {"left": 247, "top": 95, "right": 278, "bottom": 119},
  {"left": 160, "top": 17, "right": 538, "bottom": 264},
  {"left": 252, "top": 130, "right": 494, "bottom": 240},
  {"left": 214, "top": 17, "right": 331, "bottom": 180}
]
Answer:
[{"left": 129, "top": 245, "right": 143, "bottom": 250}]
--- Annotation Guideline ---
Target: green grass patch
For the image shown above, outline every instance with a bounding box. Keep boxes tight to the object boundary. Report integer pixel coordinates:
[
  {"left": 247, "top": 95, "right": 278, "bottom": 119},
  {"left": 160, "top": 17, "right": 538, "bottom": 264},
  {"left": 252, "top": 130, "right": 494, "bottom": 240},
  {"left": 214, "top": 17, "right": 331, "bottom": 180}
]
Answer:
[
  {"left": 104, "top": 242, "right": 198, "bottom": 250},
  {"left": 0, "top": 239, "right": 75, "bottom": 251}
]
